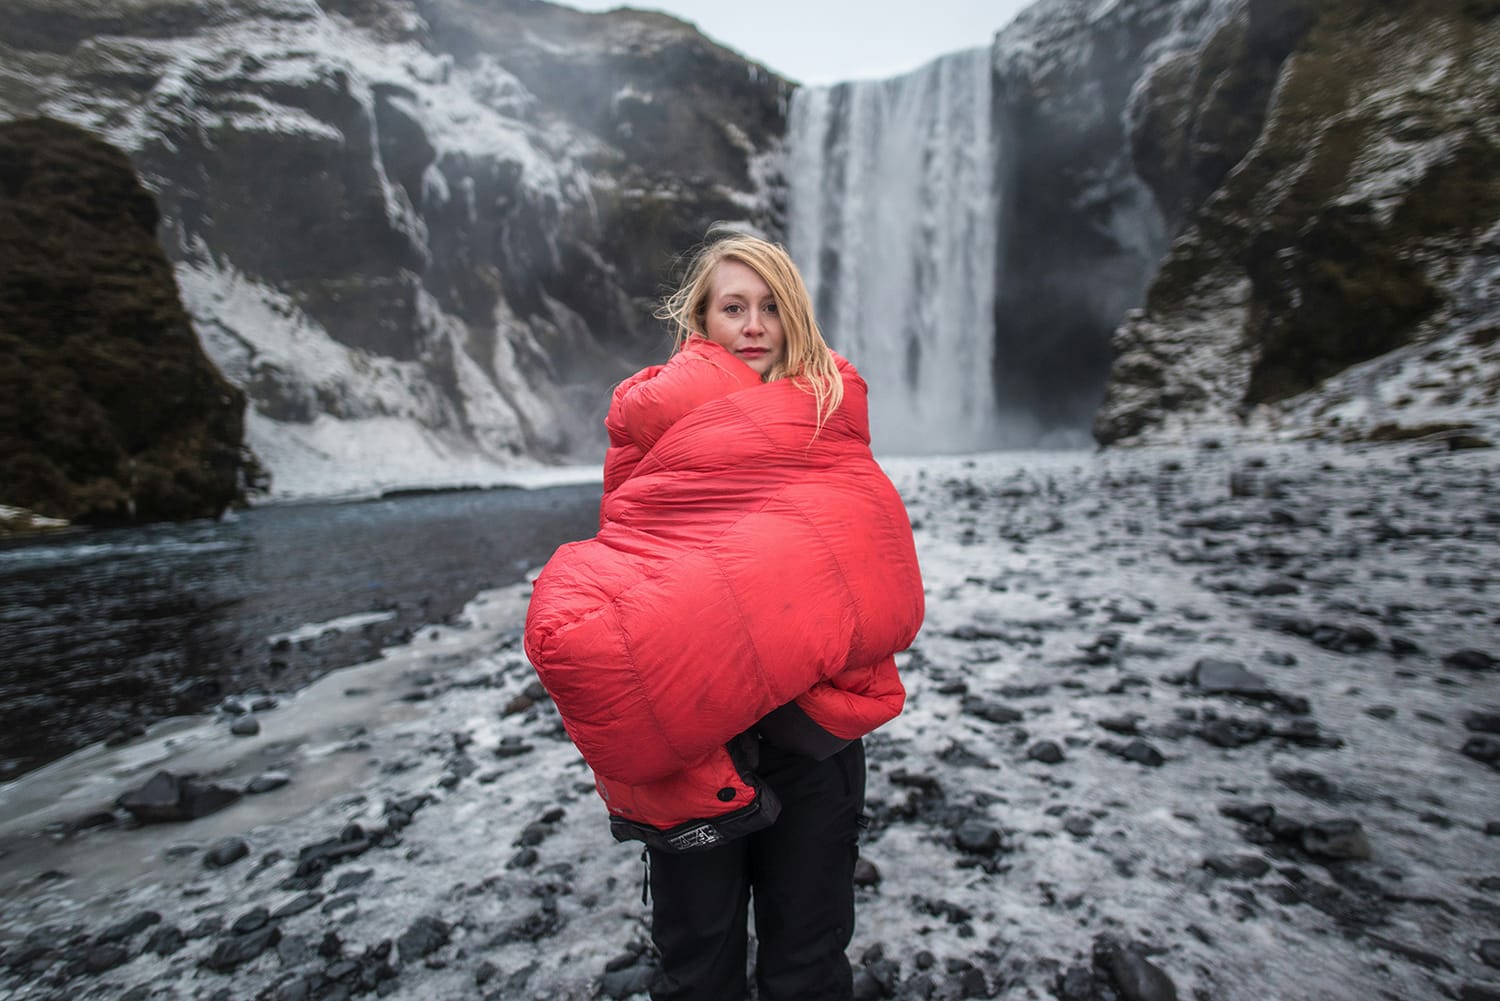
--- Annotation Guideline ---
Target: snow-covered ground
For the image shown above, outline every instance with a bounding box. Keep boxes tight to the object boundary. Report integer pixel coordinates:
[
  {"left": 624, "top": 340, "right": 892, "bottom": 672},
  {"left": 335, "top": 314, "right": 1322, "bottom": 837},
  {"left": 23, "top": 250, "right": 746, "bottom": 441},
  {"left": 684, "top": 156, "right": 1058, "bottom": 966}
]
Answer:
[{"left": 1, "top": 442, "right": 1497, "bottom": 1000}]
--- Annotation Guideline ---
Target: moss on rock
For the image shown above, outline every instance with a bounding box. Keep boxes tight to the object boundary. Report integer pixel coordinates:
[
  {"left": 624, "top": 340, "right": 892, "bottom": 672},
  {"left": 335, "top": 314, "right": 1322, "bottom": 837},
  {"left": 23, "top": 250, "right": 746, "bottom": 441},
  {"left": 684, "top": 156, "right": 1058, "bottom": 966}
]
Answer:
[
  {"left": 1097, "top": 0, "right": 1500, "bottom": 443},
  {"left": 0, "top": 117, "right": 253, "bottom": 524}
]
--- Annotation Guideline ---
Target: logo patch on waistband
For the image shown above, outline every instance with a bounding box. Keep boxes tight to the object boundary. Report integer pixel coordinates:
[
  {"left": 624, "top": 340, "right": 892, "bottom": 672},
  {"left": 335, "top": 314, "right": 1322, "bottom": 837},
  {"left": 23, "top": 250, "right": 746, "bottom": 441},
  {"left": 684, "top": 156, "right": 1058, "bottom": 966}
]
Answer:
[{"left": 666, "top": 824, "right": 722, "bottom": 851}]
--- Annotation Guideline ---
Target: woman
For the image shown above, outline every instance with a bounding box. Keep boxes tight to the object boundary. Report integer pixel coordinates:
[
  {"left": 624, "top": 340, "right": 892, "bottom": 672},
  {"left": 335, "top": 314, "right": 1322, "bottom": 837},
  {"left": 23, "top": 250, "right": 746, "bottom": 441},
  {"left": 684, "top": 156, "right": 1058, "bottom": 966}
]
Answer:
[{"left": 524, "top": 232, "right": 924, "bottom": 1001}]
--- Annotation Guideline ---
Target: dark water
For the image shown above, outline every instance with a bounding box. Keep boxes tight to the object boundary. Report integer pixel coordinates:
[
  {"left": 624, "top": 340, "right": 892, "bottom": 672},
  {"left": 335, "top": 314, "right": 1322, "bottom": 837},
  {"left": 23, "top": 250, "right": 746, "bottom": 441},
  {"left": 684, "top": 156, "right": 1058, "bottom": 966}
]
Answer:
[{"left": 0, "top": 483, "right": 602, "bottom": 781}]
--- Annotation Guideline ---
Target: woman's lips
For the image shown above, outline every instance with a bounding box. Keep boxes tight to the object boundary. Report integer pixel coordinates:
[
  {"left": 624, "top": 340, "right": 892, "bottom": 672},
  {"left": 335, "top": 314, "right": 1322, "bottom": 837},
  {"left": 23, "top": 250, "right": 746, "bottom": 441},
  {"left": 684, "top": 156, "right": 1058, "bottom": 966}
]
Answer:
[{"left": 738, "top": 347, "right": 767, "bottom": 357}]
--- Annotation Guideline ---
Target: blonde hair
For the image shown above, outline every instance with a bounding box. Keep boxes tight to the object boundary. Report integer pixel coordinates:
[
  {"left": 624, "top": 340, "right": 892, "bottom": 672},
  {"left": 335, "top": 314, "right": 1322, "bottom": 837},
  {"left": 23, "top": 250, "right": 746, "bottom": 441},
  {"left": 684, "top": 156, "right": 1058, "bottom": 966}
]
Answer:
[{"left": 656, "top": 231, "right": 844, "bottom": 429}]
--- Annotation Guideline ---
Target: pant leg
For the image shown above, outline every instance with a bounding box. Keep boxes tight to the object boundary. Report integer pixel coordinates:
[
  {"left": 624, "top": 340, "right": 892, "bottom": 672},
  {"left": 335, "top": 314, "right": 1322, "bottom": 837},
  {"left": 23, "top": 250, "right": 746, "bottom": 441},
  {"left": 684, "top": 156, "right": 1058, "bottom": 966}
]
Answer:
[
  {"left": 749, "top": 740, "right": 866, "bottom": 1001},
  {"left": 648, "top": 836, "right": 753, "bottom": 1001}
]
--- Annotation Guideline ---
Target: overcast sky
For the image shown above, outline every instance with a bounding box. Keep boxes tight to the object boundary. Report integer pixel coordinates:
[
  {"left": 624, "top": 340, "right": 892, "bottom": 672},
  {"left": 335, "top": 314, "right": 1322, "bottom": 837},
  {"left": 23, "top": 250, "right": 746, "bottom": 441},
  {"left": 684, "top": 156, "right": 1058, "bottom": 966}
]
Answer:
[{"left": 560, "top": 0, "right": 1039, "bottom": 85}]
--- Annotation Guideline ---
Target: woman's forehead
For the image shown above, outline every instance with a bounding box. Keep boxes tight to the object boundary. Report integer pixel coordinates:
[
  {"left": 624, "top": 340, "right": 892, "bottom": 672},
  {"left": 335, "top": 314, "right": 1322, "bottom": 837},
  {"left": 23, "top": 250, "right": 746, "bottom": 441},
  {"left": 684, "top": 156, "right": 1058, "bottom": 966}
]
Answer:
[{"left": 710, "top": 259, "right": 773, "bottom": 299}]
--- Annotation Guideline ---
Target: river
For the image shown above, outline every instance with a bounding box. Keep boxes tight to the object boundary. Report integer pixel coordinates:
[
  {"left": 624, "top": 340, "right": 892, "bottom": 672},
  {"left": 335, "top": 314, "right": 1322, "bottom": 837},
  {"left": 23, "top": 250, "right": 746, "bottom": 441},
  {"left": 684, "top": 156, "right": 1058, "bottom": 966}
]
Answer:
[{"left": 0, "top": 482, "right": 602, "bottom": 781}]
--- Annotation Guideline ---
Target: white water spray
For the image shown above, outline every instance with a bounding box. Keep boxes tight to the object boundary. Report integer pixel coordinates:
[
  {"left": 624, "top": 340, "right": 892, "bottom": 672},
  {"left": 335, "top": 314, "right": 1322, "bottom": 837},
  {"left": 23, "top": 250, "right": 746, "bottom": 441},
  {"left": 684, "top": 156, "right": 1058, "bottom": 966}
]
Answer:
[{"left": 786, "top": 48, "right": 1001, "bottom": 454}]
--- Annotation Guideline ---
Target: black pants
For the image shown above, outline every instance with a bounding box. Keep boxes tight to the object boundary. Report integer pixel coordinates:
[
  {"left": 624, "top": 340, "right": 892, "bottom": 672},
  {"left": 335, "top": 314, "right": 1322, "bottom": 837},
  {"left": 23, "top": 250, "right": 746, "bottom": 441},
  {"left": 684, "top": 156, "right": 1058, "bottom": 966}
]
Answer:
[{"left": 648, "top": 740, "right": 866, "bottom": 1001}]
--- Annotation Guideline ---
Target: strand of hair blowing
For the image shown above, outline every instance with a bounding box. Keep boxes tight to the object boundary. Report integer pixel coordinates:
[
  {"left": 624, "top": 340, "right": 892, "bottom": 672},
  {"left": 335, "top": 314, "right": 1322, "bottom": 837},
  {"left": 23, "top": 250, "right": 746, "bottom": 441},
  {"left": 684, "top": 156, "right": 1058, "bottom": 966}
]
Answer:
[{"left": 656, "top": 232, "right": 844, "bottom": 432}]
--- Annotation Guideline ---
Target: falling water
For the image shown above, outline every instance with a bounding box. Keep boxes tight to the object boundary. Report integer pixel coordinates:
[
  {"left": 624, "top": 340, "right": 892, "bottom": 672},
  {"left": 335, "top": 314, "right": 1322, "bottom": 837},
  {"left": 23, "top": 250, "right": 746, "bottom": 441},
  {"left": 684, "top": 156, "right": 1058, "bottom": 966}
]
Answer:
[{"left": 786, "top": 48, "right": 1001, "bottom": 454}]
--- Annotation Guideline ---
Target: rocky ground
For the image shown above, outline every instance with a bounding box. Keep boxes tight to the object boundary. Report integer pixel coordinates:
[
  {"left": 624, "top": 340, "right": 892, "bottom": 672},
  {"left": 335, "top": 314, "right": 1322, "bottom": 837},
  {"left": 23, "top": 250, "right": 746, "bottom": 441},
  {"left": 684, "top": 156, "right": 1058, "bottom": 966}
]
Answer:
[{"left": 0, "top": 441, "right": 1497, "bottom": 1001}]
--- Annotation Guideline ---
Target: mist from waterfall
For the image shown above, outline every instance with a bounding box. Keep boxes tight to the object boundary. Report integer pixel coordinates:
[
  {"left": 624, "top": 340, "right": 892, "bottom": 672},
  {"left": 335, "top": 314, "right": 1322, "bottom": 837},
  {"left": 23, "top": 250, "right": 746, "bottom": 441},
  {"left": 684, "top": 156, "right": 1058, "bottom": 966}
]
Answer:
[{"left": 786, "top": 47, "right": 1002, "bottom": 455}]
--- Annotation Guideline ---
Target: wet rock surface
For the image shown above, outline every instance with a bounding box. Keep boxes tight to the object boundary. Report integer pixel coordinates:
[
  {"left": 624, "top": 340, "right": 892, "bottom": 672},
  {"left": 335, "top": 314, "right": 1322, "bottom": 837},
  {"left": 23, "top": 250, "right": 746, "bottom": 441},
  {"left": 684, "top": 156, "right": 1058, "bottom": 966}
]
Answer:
[{"left": 0, "top": 444, "right": 1496, "bottom": 1000}]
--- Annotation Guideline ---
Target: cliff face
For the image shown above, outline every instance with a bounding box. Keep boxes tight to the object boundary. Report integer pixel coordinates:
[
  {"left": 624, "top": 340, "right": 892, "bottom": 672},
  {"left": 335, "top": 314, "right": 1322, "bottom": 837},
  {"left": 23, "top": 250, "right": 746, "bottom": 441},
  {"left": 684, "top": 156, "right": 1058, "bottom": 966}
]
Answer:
[
  {"left": 0, "top": 0, "right": 790, "bottom": 497},
  {"left": 1095, "top": 0, "right": 1500, "bottom": 445},
  {"left": 988, "top": 0, "right": 1186, "bottom": 435},
  {"left": 0, "top": 117, "right": 251, "bottom": 525}
]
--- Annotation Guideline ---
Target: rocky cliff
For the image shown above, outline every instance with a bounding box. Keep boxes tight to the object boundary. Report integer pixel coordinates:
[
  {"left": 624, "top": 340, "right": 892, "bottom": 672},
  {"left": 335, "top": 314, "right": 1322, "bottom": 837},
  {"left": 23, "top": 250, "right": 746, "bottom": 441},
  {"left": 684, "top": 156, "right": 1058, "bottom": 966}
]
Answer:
[
  {"left": 0, "top": 117, "right": 251, "bottom": 525},
  {"left": 1095, "top": 0, "right": 1500, "bottom": 446},
  {"left": 988, "top": 0, "right": 1186, "bottom": 436},
  {"left": 0, "top": 0, "right": 789, "bottom": 497}
]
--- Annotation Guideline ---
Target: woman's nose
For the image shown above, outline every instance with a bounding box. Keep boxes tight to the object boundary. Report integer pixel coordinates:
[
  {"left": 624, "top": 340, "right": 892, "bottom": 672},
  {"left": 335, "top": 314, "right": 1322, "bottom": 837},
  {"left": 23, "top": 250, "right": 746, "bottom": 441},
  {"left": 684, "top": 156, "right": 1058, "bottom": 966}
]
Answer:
[{"left": 743, "top": 309, "right": 764, "bottom": 335}]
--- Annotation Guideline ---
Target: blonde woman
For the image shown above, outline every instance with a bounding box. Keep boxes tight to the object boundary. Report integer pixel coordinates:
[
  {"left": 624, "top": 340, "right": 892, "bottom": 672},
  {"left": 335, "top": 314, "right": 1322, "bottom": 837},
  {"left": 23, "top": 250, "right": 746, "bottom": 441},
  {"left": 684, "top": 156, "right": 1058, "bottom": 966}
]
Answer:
[{"left": 526, "top": 232, "right": 924, "bottom": 1000}]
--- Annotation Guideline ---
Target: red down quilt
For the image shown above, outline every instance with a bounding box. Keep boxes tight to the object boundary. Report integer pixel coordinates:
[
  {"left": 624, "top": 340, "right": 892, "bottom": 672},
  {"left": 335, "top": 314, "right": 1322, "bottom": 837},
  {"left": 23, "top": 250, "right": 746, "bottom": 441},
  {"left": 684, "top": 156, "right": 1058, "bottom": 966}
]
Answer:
[{"left": 524, "top": 337, "right": 925, "bottom": 838}]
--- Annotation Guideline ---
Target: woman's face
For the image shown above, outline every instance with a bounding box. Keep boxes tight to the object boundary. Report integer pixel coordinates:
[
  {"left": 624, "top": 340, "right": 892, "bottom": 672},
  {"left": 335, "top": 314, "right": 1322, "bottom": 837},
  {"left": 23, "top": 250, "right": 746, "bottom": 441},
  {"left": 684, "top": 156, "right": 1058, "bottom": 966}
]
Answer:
[{"left": 702, "top": 259, "right": 786, "bottom": 378}]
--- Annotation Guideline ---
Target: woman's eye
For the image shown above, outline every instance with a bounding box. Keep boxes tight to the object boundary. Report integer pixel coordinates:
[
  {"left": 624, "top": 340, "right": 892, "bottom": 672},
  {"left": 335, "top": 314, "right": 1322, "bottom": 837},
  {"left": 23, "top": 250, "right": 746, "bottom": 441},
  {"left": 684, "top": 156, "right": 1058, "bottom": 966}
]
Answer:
[
  {"left": 724, "top": 303, "right": 741, "bottom": 314},
  {"left": 764, "top": 302, "right": 778, "bottom": 314}
]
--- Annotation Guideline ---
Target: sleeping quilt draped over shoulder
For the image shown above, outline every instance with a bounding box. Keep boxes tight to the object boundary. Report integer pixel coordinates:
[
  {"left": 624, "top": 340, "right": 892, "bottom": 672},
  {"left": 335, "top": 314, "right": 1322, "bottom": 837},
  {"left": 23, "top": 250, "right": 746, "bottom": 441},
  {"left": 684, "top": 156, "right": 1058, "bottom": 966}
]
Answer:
[{"left": 524, "top": 337, "right": 924, "bottom": 844}]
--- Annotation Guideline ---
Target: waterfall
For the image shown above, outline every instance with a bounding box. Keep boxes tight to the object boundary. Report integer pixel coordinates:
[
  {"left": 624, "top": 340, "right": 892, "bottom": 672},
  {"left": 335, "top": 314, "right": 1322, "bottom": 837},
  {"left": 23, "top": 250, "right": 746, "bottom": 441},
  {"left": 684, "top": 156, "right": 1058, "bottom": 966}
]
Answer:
[{"left": 786, "top": 48, "right": 1001, "bottom": 455}]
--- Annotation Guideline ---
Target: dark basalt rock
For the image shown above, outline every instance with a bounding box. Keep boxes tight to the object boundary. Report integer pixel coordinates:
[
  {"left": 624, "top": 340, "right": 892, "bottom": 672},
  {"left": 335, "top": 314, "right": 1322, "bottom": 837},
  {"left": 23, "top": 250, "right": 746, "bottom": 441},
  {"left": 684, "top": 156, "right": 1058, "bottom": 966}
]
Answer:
[
  {"left": 143, "top": 924, "right": 184, "bottom": 957},
  {"left": 396, "top": 916, "right": 450, "bottom": 963},
  {"left": 116, "top": 770, "right": 241, "bottom": 823},
  {"left": 1081, "top": 934, "right": 1179, "bottom": 1001},
  {"left": 1466, "top": 710, "right": 1500, "bottom": 734},
  {"left": 598, "top": 951, "right": 658, "bottom": 1000},
  {"left": 853, "top": 858, "right": 882, "bottom": 888},
  {"left": 229, "top": 716, "right": 261, "bottom": 737},
  {"left": 1299, "top": 820, "right": 1371, "bottom": 861},
  {"left": 202, "top": 924, "right": 280, "bottom": 973},
  {"left": 246, "top": 771, "right": 291, "bottom": 794},
  {"left": 203, "top": 837, "right": 250, "bottom": 868},
  {"left": 1447, "top": 649, "right": 1498, "bottom": 671},
  {"left": 0, "top": 117, "right": 255, "bottom": 528},
  {"left": 1462, "top": 734, "right": 1500, "bottom": 768},
  {"left": 80, "top": 942, "right": 129, "bottom": 974},
  {"left": 96, "top": 911, "right": 160, "bottom": 944},
  {"left": 1187, "top": 658, "right": 1270, "bottom": 696},
  {"left": 1027, "top": 740, "right": 1065, "bottom": 764},
  {"left": 960, "top": 696, "right": 1024, "bottom": 725},
  {"left": 1203, "top": 854, "right": 1271, "bottom": 879},
  {"left": 1101, "top": 739, "right": 1166, "bottom": 768},
  {"left": 1195, "top": 716, "right": 1271, "bottom": 748},
  {"left": 952, "top": 820, "right": 1004, "bottom": 856}
]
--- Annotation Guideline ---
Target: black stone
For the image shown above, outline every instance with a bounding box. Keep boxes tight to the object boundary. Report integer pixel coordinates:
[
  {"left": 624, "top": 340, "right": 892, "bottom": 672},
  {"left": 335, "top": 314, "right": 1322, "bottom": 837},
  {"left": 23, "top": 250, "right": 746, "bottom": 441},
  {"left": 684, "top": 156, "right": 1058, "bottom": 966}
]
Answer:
[
  {"left": 83, "top": 942, "right": 129, "bottom": 974},
  {"left": 853, "top": 858, "right": 882, "bottom": 888},
  {"left": 397, "top": 916, "right": 450, "bottom": 962},
  {"left": 1203, "top": 854, "right": 1271, "bottom": 879},
  {"left": 1028, "top": 740, "right": 1064, "bottom": 763},
  {"left": 961, "top": 696, "right": 1024, "bottom": 725},
  {"left": 202, "top": 926, "right": 280, "bottom": 972},
  {"left": 954, "top": 821, "right": 1003, "bottom": 855},
  {"left": 1105, "top": 739, "right": 1165, "bottom": 767},
  {"left": 334, "top": 869, "right": 374, "bottom": 891},
  {"left": 144, "top": 925, "right": 185, "bottom": 956},
  {"left": 1220, "top": 802, "right": 1276, "bottom": 826},
  {"left": 204, "top": 837, "right": 250, "bottom": 868},
  {"left": 1300, "top": 819, "right": 1371, "bottom": 861},
  {"left": 117, "top": 771, "right": 241, "bottom": 823},
  {"left": 96, "top": 911, "right": 160, "bottom": 944},
  {"left": 272, "top": 892, "right": 323, "bottom": 919},
  {"left": 1196, "top": 717, "right": 1271, "bottom": 748},
  {"left": 598, "top": 957, "right": 658, "bottom": 999},
  {"left": 1098, "top": 715, "right": 1142, "bottom": 735},
  {"left": 1463, "top": 735, "right": 1500, "bottom": 767},
  {"left": 247, "top": 771, "right": 291, "bottom": 794},
  {"left": 1093, "top": 935, "right": 1178, "bottom": 1001},
  {"left": 232, "top": 907, "right": 270, "bottom": 935},
  {"left": 1445, "top": 649, "right": 1497, "bottom": 671},
  {"left": 1466, "top": 711, "right": 1500, "bottom": 734},
  {"left": 1190, "top": 658, "right": 1275, "bottom": 695}
]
